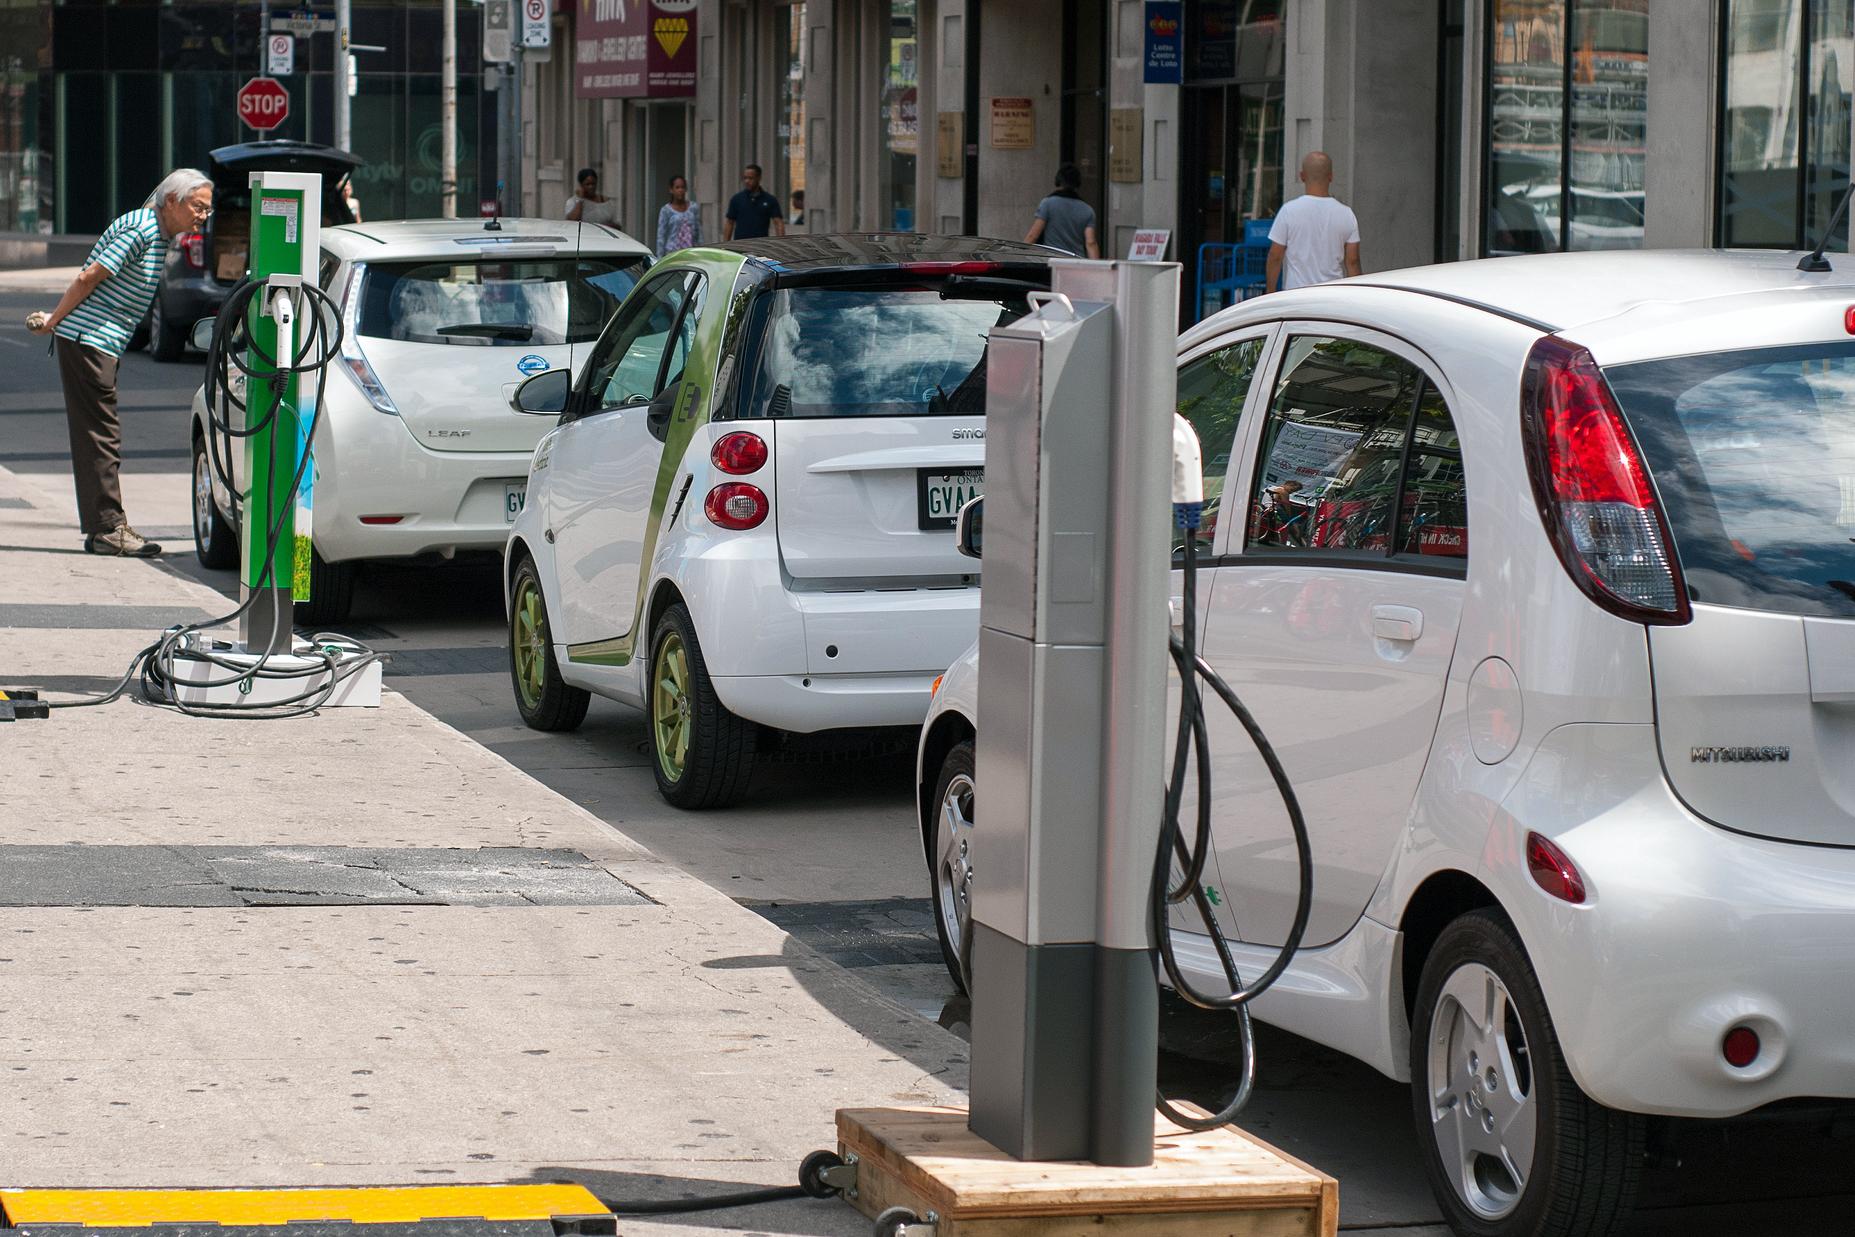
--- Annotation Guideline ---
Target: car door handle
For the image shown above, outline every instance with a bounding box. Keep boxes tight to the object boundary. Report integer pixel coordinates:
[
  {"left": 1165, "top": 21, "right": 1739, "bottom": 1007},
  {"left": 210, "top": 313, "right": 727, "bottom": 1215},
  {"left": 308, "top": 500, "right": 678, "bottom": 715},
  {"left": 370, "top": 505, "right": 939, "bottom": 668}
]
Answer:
[{"left": 1371, "top": 604, "right": 1424, "bottom": 642}]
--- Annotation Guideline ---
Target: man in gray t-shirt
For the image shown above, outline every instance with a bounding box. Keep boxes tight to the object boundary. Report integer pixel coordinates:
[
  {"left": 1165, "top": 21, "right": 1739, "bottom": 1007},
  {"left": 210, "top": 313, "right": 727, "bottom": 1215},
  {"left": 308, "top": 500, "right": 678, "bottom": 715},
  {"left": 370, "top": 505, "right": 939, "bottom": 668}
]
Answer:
[{"left": 1026, "top": 163, "right": 1101, "bottom": 258}]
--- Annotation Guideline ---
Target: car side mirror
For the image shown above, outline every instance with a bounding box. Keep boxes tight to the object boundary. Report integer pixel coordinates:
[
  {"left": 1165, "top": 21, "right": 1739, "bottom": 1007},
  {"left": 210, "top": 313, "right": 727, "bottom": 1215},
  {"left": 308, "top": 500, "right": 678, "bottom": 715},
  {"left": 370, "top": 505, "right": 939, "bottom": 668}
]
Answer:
[
  {"left": 646, "top": 384, "right": 679, "bottom": 442},
  {"left": 190, "top": 318, "right": 217, "bottom": 352},
  {"left": 512, "top": 368, "right": 571, "bottom": 416},
  {"left": 956, "top": 496, "right": 983, "bottom": 560}
]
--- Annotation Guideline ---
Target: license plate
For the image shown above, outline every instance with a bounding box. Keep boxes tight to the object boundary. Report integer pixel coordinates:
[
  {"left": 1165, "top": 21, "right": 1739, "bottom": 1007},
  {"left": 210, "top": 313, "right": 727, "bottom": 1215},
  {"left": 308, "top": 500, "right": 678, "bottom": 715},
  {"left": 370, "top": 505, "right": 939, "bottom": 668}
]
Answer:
[
  {"left": 504, "top": 482, "right": 526, "bottom": 523},
  {"left": 918, "top": 468, "right": 983, "bottom": 531}
]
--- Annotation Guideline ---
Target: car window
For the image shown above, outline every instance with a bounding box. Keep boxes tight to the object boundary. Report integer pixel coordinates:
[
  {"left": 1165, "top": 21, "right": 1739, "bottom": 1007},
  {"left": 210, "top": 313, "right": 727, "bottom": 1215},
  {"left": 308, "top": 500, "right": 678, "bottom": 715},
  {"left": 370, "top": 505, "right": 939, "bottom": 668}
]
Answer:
[
  {"left": 318, "top": 251, "right": 341, "bottom": 290},
  {"left": 1176, "top": 334, "right": 1267, "bottom": 550},
  {"left": 357, "top": 255, "right": 646, "bottom": 347},
  {"left": 658, "top": 275, "right": 707, "bottom": 393},
  {"left": 744, "top": 286, "right": 1029, "bottom": 418},
  {"left": 1605, "top": 342, "right": 1855, "bottom": 617},
  {"left": 581, "top": 271, "right": 693, "bottom": 415},
  {"left": 1246, "top": 335, "right": 1465, "bottom": 568}
]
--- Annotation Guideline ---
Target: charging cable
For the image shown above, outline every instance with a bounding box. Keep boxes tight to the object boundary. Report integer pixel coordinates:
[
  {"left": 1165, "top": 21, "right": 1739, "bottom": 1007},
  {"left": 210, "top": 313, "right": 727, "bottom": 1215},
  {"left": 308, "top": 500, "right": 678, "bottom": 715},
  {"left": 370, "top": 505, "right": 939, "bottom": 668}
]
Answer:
[
  {"left": 1153, "top": 414, "right": 1314, "bottom": 1132},
  {"left": 46, "top": 276, "right": 385, "bottom": 719}
]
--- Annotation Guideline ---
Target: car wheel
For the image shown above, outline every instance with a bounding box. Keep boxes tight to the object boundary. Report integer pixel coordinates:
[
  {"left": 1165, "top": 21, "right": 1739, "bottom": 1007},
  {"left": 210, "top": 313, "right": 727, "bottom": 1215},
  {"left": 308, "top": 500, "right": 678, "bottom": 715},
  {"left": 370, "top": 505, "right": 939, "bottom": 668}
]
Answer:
[
  {"left": 929, "top": 739, "right": 976, "bottom": 995},
  {"left": 148, "top": 298, "right": 185, "bottom": 362},
  {"left": 509, "top": 557, "right": 589, "bottom": 731},
  {"left": 1410, "top": 909, "right": 1643, "bottom": 1237},
  {"left": 191, "top": 436, "right": 238, "bottom": 569},
  {"left": 647, "top": 602, "right": 754, "bottom": 809},
  {"left": 293, "top": 548, "right": 357, "bottom": 627}
]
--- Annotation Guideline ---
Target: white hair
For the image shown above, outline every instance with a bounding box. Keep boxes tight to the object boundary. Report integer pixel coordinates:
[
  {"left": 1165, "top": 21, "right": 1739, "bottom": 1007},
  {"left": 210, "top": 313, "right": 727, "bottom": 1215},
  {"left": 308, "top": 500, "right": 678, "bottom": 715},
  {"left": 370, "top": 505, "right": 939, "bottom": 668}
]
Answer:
[{"left": 146, "top": 168, "right": 213, "bottom": 210}]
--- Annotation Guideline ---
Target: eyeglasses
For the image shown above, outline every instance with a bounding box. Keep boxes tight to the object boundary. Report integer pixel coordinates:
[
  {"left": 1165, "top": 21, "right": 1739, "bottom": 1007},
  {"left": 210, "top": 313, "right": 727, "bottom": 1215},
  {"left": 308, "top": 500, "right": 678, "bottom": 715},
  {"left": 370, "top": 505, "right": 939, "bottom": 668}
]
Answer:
[{"left": 188, "top": 201, "right": 213, "bottom": 218}]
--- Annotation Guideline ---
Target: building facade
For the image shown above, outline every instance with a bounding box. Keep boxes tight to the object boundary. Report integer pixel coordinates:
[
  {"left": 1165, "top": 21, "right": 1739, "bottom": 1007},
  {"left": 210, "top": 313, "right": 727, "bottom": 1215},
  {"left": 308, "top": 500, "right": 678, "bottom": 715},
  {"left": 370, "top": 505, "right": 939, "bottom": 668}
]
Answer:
[
  {"left": 518, "top": 0, "right": 1855, "bottom": 310},
  {"left": 0, "top": 0, "right": 500, "bottom": 238}
]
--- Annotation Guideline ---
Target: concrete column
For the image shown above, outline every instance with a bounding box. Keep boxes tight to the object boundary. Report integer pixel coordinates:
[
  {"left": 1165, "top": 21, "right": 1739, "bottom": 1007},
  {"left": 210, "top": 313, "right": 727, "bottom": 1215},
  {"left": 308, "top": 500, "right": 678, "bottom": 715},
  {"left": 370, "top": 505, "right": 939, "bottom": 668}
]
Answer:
[
  {"left": 1644, "top": 0, "right": 1717, "bottom": 248},
  {"left": 694, "top": 0, "right": 721, "bottom": 222},
  {"left": 930, "top": 0, "right": 966, "bottom": 234},
  {"left": 975, "top": 0, "right": 1061, "bottom": 242},
  {"left": 803, "top": 0, "right": 837, "bottom": 234}
]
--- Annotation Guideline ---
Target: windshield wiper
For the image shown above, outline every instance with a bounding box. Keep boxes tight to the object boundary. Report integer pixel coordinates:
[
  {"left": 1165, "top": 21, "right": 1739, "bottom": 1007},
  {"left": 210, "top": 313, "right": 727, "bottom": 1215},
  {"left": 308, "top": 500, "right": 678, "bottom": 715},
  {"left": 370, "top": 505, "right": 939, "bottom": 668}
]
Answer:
[{"left": 437, "top": 323, "right": 534, "bottom": 341}]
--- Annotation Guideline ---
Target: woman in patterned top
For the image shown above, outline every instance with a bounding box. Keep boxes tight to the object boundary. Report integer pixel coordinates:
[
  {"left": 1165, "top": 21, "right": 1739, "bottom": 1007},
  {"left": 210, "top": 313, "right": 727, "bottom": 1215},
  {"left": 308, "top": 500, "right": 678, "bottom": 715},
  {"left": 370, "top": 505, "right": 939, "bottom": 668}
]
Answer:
[
  {"left": 655, "top": 175, "right": 702, "bottom": 257},
  {"left": 29, "top": 168, "right": 214, "bottom": 557}
]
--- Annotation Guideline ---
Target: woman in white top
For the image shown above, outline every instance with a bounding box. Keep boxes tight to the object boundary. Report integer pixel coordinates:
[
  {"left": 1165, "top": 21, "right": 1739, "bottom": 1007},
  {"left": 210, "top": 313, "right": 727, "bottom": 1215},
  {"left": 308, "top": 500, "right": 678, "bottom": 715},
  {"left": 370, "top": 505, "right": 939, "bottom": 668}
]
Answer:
[{"left": 566, "top": 167, "right": 619, "bottom": 226}]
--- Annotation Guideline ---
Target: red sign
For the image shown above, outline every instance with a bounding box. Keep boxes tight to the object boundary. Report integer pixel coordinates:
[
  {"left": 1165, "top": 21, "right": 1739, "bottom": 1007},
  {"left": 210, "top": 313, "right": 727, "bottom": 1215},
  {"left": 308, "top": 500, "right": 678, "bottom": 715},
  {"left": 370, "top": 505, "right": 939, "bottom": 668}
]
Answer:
[
  {"left": 575, "top": 0, "right": 697, "bottom": 99},
  {"left": 238, "top": 77, "right": 291, "bottom": 132}
]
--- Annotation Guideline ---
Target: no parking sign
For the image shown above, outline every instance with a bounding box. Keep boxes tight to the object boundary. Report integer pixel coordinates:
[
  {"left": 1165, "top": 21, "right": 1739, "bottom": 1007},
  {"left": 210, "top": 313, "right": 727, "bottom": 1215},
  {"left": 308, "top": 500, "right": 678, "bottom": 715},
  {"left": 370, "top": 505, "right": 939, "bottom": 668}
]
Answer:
[{"left": 521, "top": 0, "right": 550, "bottom": 48}]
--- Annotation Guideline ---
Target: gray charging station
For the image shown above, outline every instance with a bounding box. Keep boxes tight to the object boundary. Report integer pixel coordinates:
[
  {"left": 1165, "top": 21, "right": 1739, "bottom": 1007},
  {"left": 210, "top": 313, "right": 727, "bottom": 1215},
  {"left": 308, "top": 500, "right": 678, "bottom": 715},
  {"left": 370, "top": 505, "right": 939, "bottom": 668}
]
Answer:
[{"left": 968, "top": 259, "right": 1181, "bottom": 1167}]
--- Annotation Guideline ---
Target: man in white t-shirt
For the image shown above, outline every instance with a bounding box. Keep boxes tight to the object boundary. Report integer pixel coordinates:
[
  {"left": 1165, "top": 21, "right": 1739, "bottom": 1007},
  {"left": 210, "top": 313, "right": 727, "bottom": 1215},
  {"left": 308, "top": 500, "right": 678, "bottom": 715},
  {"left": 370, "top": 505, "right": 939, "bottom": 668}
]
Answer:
[{"left": 1265, "top": 151, "right": 1362, "bottom": 293}]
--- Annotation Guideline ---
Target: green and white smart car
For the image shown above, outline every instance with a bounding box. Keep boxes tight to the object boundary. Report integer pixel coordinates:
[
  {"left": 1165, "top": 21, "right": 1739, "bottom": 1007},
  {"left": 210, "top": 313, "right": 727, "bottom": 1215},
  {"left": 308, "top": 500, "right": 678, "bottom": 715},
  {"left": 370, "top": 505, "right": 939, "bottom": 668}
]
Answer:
[{"left": 503, "top": 234, "right": 1052, "bottom": 808}]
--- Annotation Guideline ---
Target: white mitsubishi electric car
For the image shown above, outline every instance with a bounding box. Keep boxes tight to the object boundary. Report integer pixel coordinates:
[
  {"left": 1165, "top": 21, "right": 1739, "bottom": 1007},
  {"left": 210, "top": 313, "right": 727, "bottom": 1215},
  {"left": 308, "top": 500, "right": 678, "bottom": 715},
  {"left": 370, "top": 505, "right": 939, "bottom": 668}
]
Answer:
[
  {"left": 190, "top": 217, "right": 653, "bottom": 622},
  {"left": 502, "top": 235, "right": 1052, "bottom": 809},
  {"left": 918, "top": 250, "right": 1855, "bottom": 1237}
]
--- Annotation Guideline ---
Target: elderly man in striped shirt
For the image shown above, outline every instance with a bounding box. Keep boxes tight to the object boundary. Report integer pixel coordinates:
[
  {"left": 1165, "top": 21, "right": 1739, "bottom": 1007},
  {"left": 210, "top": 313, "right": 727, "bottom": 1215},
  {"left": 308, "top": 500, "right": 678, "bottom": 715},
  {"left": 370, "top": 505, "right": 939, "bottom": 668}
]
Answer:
[{"left": 29, "top": 169, "right": 214, "bottom": 556}]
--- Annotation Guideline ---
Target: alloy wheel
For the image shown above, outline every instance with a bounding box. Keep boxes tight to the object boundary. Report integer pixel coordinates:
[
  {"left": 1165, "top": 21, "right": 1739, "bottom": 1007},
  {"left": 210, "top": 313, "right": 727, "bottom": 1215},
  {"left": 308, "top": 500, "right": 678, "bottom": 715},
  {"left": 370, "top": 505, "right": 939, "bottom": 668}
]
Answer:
[
  {"left": 934, "top": 770, "right": 976, "bottom": 973},
  {"left": 652, "top": 631, "right": 692, "bottom": 781},
  {"left": 511, "top": 576, "right": 547, "bottom": 711},
  {"left": 193, "top": 449, "right": 216, "bottom": 550},
  {"left": 1424, "top": 960, "right": 1538, "bottom": 1222}
]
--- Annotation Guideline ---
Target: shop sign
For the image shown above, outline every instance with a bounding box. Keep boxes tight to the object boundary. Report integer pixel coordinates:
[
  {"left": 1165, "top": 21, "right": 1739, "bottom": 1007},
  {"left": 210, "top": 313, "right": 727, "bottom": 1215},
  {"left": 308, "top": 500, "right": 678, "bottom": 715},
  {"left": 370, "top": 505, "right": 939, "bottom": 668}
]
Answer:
[
  {"left": 576, "top": 0, "right": 697, "bottom": 98},
  {"left": 936, "top": 112, "right": 962, "bottom": 178},
  {"left": 1143, "top": 1, "right": 1182, "bottom": 84},
  {"left": 1127, "top": 229, "right": 1170, "bottom": 261},
  {"left": 989, "top": 97, "right": 1034, "bottom": 150}
]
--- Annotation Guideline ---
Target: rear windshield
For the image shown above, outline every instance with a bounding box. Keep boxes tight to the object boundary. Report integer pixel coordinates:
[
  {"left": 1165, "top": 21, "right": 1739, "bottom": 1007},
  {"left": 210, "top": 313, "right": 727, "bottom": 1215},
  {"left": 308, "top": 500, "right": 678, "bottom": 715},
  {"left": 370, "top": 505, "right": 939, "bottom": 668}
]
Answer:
[
  {"left": 1606, "top": 343, "right": 1855, "bottom": 618},
  {"left": 358, "top": 256, "right": 646, "bottom": 347},
  {"left": 743, "top": 286, "right": 1030, "bottom": 418}
]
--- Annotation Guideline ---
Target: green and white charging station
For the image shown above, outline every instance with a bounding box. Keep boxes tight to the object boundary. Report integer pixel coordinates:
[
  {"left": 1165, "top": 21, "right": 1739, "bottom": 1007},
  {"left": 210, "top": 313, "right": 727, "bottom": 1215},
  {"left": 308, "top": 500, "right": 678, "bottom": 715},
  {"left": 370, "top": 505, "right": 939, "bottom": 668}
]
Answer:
[{"left": 242, "top": 169, "right": 320, "bottom": 656}]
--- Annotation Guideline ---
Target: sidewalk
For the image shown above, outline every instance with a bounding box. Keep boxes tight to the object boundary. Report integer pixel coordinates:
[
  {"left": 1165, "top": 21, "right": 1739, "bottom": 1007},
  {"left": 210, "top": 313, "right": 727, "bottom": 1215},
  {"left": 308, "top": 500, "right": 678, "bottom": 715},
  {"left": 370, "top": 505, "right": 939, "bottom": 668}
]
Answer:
[
  {"left": 0, "top": 266, "right": 80, "bottom": 294},
  {"left": 0, "top": 461, "right": 966, "bottom": 1235}
]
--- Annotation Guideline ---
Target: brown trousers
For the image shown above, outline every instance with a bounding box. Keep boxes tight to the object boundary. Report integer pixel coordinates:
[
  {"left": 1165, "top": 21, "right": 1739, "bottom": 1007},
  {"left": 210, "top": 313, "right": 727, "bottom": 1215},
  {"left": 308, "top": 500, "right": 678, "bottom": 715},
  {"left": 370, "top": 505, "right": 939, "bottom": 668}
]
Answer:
[{"left": 55, "top": 336, "right": 125, "bottom": 535}]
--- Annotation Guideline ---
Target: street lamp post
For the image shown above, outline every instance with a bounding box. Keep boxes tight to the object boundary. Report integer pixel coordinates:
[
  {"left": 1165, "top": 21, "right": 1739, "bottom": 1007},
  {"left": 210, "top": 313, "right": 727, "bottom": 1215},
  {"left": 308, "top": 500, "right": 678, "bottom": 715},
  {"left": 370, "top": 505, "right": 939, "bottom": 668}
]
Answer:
[{"left": 442, "top": 0, "right": 458, "bottom": 217}]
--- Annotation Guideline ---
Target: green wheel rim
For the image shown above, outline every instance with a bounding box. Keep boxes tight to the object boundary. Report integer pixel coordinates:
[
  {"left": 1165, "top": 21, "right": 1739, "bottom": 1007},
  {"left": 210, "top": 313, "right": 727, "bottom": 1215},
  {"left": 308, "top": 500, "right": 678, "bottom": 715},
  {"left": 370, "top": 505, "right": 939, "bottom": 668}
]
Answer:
[
  {"left": 653, "top": 630, "right": 692, "bottom": 782},
  {"left": 512, "top": 576, "right": 547, "bottom": 710}
]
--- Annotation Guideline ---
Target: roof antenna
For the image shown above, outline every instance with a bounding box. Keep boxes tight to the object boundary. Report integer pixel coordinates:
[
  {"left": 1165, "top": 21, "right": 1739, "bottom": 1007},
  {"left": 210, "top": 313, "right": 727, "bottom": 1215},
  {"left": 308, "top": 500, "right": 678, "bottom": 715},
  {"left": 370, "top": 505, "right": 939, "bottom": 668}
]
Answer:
[{"left": 1798, "top": 181, "right": 1855, "bottom": 272}]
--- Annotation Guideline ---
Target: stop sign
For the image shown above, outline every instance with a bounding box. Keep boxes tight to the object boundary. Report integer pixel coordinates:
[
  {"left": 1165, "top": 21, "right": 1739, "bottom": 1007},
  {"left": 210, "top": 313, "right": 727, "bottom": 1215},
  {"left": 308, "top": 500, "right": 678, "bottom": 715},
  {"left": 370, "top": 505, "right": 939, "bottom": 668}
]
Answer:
[{"left": 237, "top": 77, "right": 290, "bottom": 132}]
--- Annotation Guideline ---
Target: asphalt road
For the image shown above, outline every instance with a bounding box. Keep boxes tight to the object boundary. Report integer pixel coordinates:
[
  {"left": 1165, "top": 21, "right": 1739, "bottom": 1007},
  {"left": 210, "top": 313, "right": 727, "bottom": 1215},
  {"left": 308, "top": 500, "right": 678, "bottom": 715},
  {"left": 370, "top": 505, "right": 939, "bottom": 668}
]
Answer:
[{"left": 3, "top": 282, "right": 1852, "bottom": 1235}]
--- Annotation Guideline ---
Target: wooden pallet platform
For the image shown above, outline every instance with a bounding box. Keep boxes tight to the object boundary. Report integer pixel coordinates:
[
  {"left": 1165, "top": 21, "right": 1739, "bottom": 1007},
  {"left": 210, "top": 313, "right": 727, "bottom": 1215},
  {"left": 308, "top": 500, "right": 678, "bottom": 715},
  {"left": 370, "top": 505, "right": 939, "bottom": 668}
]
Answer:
[{"left": 836, "top": 1106, "right": 1337, "bottom": 1237}]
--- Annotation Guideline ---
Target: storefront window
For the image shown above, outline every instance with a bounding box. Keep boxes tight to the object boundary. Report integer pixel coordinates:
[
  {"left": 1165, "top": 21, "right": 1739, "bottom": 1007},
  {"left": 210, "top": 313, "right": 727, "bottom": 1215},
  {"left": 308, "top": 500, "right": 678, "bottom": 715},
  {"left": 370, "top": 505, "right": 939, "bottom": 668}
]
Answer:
[
  {"left": 1181, "top": 0, "right": 1285, "bottom": 282},
  {"left": 1723, "top": 1, "right": 1855, "bottom": 248},
  {"left": 879, "top": 0, "right": 917, "bottom": 231},
  {"left": 0, "top": 3, "right": 50, "bottom": 234},
  {"left": 777, "top": 2, "right": 805, "bottom": 224},
  {"left": 1484, "top": 0, "right": 1647, "bottom": 256}
]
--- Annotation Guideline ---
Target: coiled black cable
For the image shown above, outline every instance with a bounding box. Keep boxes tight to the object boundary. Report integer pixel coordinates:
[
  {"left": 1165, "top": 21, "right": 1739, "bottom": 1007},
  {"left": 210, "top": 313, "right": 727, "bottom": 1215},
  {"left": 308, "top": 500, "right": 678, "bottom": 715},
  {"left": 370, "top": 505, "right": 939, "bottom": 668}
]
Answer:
[
  {"left": 47, "top": 275, "right": 385, "bottom": 718},
  {"left": 1152, "top": 523, "right": 1315, "bottom": 1132}
]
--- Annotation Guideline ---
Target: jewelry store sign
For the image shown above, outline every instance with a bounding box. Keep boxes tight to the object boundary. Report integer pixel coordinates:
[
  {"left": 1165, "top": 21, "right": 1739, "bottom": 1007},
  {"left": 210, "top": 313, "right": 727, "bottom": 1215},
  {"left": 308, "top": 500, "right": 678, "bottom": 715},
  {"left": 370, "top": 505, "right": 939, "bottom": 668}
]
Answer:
[{"left": 577, "top": 0, "right": 696, "bottom": 99}]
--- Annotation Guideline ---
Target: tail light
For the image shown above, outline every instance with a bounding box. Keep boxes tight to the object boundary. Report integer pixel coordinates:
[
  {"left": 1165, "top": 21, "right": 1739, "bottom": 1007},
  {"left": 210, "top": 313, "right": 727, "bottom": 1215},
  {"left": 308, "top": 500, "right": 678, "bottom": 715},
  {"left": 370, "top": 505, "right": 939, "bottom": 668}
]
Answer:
[
  {"left": 1521, "top": 336, "right": 1689, "bottom": 624},
  {"left": 1525, "top": 832, "right": 1587, "bottom": 904},
  {"left": 338, "top": 263, "right": 398, "bottom": 415},
  {"left": 704, "top": 482, "right": 768, "bottom": 530},
  {"left": 179, "top": 231, "right": 205, "bottom": 270},
  {"left": 711, "top": 430, "right": 768, "bottom": 475}
]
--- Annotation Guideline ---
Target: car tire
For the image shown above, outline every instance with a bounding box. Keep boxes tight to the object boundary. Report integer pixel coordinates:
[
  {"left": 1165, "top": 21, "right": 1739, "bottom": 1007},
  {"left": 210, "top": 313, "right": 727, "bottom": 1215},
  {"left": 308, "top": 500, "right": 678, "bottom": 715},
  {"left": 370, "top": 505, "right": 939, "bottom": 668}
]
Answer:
[
  {"left": 508, "top": 557, "right": 590, "bottom": 732},
  {"left": 647, "top": 602, "right": 754, "bottom": 809},
  {"left": 148, "top": 298, "right": 185, "bottom": 362},
  {"left": 293, "top": 548, "right": 357, "bottom": 627},
  {"left": 191, "top": 436, "right": 238, "bottom": 569},
  {"left": 928, "top": 739, "right": 976, "bottom": 995},
  {"left": 1410, "top": 908, "right": 1643, "bottom": 1237}
]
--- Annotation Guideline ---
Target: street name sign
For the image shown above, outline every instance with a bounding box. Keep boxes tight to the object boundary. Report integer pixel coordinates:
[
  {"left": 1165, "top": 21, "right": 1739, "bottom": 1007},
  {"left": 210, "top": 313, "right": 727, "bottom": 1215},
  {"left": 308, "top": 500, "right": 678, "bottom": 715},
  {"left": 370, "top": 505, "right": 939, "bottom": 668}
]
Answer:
[{"left": 238, "top": 77, "right": 291, "bottom": 132}]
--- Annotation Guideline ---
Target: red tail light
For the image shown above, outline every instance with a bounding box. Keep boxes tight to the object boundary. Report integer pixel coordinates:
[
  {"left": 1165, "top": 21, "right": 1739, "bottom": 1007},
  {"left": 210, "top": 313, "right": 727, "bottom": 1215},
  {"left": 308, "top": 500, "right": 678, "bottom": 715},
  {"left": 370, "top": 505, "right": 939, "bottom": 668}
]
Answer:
[
  {"left": 711, "top": 430, "right": 768, "bottom": 475},
  {"left": 180, "top": 231, "right": 205, "bottom": 270},
  {"left": 900, "top": 261, "right": 1003, "bottom": 276},
  {"left": 1525, "top": 832, "right": 1587, "bottom": 904},
  {"left": 1521, "top": 336, "right": 1689, "bottom": 624},
  {"left": 704, "top": 482, "right": 768, "bottom": 530}
]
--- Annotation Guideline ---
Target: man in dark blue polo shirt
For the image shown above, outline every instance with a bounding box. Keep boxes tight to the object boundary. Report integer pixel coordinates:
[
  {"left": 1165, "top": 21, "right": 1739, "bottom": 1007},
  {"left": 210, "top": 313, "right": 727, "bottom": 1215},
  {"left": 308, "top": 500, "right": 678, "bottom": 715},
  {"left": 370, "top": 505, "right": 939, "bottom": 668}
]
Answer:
[{"left": 723, "top": 164, "right": 786, "bottom": 241}]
